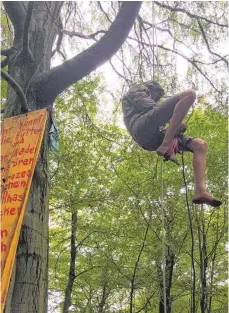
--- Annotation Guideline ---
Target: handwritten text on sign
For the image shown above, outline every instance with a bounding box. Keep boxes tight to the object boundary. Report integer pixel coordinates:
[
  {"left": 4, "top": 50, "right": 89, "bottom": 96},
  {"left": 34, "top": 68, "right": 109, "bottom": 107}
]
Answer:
[{"left": 0, "top": 109, "right": 47, "bottom": 311}]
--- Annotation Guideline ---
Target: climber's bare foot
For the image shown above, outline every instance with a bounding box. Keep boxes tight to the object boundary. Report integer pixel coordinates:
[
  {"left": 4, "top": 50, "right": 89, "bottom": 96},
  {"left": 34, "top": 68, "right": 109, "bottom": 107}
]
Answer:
[{"left": 192, "top": 192, "right": 222, "bottom": 207}]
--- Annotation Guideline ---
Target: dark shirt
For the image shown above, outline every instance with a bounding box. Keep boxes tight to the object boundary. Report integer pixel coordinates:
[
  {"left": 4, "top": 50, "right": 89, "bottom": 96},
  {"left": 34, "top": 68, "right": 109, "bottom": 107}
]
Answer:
[{"left": 122, "top": 83, "right": 157, "bottom": 133}]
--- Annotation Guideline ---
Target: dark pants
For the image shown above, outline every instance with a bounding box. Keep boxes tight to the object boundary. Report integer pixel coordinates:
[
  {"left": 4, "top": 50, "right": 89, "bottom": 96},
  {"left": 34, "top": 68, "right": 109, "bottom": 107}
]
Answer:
[{"left": 131, "top": 95, "right": 194, "bottom": 151}]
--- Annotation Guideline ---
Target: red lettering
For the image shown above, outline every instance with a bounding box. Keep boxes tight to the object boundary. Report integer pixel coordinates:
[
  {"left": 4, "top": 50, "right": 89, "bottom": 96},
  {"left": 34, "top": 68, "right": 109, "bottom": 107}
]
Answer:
[
  {"left": 12, "top": 144, "right": 36, "bottom": 158},
  {"left": 23, "top": 114, "right": 43, "bottom": 127},
  {"left": 18, "top": 158, "right": 33, "bottom": 166},
  {"left": 1, "top": 191, "right": 25, "bottom": 204},
  {"left": 18, "top": 193, "right": 25, "bottom": 201},
  {"left": 1, "top": 164, "right": 10, "bottom": 173},
  {"left": 0, "top": 154, "right": 9, "bottom": 162},
  {"left": 12, "top": 136, "right": 24, "bottom": 147},
  {"left": 34, "top": 129, "right": 41, "bottom": 134},
  {"left": 13, "top": 182, "right": 19, "bottom": 188},
  {"left": 1, "top": 242, "right": 7, "bottom": 252},
  {"left": 0, "top": 206, "right": 21, "bottom": 217},
  {"left": 21, "top": 171, "right": 26, "bottom": 178},
  {"left": 1, "top": 229, "right": 8, "bottom": 238},
  {"left": 6, "top": 180, "right": 26, "bottom": 189},
  {"left": 1, "top": 137, "right": 11, "bottom": 144},
  {"left": 11, "top": 160, "right": 17, "bottom": 167},
  {"left": 8, "top": 170, "right": 31, "bottom": 181},
  {"left": 22, "top": 159, "right": 28, "bottom": 165},
  {"left": 0, "top": 127, "right": 13, "bottom": 136}
]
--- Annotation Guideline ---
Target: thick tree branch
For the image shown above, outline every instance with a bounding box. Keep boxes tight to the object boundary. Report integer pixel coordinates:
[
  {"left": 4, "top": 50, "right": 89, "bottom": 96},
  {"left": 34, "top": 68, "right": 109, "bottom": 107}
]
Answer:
[
  {"left": 1, "top": 58, "right": 9, "bottom": 68},
  {"left": 23, "top": 1, "right": 34, "bottom": 53},
  {"left": 1, "top": 48, "right": 14, "bottom": 56},
  {"left": 154, "top": 1, "right": 228, "bottom": 28},
  {"left": 1, "top": 70, "right": 29, "bottom": 112},
  {"left": 3, "top": 1, "right": 26, "bottom": 42},
  {"left": 31, "top": 2, "right": 142, "bottom": 106}
]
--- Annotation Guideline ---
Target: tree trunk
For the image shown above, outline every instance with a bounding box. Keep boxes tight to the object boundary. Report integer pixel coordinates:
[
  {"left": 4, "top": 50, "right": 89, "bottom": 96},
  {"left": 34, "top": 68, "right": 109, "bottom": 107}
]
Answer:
[
  {"left": 157, "top": 252, "right": 175, "bottom": 313},
  {"left": 3, "top": 3, "right": 62, "bottom": 312}
]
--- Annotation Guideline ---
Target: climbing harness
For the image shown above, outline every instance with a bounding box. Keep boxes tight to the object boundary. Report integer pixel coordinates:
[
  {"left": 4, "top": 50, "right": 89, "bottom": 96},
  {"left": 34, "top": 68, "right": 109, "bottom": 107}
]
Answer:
[
  {"left": 159, "top": 126, "right": 188, "bottom": 166},
  {"left": 162, "top": 136, "right": 180, "bottom": 165}
]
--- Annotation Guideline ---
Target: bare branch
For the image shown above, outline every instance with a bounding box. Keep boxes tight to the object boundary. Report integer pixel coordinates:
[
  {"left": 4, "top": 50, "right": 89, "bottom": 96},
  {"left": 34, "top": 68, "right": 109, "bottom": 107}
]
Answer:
[
  {"left": 154, "top": 1, "right": 228, "bottom": 28},
  {"left": 97, "top": 2, "right": 113, "bottom": 24},
  {"left": 45, "top": 1, "right": 63, "bottom": 28},
  {"left": 109, "top": 59, "right": 131, "bottom": 84},
  {"left": 135, "top": 291, "right": 157, "bottom": 313},
  {"left": 125, "top": 36, "right": 221, "bottom": 93},
  {"left": 130, "top": 225, "right": 149, "bottom": 312},
  {"left": 61, "top": 29, "right": 106, "bottom": 40},
  {"left": 197, "top": 20, "right": 228, "bottom": 66},
  {"left": 51, "top": 19, "right": 64, "bottom": 57},
  {"left": 1, "top": 70, "right": 29, "bottom": 112}
]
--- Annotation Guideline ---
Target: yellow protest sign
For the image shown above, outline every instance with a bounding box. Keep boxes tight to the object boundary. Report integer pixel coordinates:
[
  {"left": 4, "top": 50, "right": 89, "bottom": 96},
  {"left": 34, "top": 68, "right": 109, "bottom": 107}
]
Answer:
[{"left": 0, "top": 108, "right": 48, "bottom": 312}]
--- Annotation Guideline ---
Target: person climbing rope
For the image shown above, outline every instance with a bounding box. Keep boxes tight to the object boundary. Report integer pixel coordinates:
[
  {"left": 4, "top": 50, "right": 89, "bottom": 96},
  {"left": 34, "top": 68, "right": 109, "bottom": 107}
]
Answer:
[{"left": 122, "top": 80, "right": 222, "bottom": 207}]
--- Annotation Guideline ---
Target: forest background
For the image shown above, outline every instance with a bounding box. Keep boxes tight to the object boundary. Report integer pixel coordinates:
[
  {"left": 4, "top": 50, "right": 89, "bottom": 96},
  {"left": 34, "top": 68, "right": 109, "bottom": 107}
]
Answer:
[{"left": 1, "top": 2, "right": 228, "bottom": 313}]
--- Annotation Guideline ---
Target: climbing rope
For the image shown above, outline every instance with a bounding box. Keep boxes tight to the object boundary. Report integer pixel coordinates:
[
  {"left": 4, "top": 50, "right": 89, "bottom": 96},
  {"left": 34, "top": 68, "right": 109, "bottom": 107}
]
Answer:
[
  {"left": 152, "top": 1, "right": 155, "bottom": 83},
  {"left": 152, "top": 1, "right": 167, "bottom": 311},
  {"left": 160, "top": 157, "right": 167, "bottom": 313}
]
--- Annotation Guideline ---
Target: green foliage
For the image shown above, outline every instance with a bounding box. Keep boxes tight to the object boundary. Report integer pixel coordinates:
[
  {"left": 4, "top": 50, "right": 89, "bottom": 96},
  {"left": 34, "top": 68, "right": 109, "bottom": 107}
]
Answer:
[
  {"left": 48, "top": 76, "right": 227, "bottom": 312},
  {"left": 1, "top": 5, "right": 12, "bottom": 106}
]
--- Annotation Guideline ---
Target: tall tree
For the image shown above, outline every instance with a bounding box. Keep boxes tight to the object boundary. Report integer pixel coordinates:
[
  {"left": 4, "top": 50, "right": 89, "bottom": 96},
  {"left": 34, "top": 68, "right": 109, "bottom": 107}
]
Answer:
[{"left": 1, "top": 2, "right": 142, "bottom": 312}]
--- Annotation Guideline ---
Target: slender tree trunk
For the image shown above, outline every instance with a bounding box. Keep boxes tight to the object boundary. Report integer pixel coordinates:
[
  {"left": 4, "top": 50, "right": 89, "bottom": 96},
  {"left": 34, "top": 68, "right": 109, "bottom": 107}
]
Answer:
[
  {"left": 98, "top": 281, "right": 108, "bottom": 313},
  {"left": 63, "top": 211, "right": 77, "bottom": 313},
  {"left": 157, "top": 251, "right": 175, "bottom": 313},
  {"left": 197, "top": 207, "right": 207, "bottom": 313}
]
